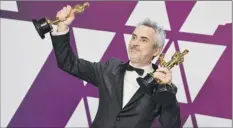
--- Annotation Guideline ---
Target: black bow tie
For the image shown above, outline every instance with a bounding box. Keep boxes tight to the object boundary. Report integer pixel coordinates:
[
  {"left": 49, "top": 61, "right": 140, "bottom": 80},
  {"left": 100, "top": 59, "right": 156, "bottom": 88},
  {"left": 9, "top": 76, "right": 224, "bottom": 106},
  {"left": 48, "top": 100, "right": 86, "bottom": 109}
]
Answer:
[{"left": 126, "top": 64, "right": 144, "bottom": 76}]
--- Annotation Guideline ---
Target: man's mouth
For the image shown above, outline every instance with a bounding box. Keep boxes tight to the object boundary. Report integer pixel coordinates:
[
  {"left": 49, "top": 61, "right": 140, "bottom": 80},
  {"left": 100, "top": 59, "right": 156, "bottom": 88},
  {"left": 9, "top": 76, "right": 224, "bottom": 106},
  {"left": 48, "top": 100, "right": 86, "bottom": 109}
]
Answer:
[{"left": 131, "top": 48, "right": 140, "bottom": 52}]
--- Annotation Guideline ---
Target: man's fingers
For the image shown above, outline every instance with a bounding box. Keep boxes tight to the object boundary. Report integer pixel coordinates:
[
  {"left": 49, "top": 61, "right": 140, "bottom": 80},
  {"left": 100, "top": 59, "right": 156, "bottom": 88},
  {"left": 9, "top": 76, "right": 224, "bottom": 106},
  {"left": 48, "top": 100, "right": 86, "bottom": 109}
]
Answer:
[
  {"left": 153, "top": 70, "right": 172, "bottom": 85},
  {"left": 66, "top": 5, "right": 73, "bottom": 16},
  {"left": 67, "top": 5, "right": 71, "bottom": 13},
  {"left": 56, "top": 11, "right": 61, "bottom": 19},
  {"left": 157, "top": 67, "right": 169, "bottom": 72},
  {"left": 153, "top": 72, "right": 166, "bottom": 79},
  {"left": 156, "top": 67, "right": 171, "bottom": 74}
]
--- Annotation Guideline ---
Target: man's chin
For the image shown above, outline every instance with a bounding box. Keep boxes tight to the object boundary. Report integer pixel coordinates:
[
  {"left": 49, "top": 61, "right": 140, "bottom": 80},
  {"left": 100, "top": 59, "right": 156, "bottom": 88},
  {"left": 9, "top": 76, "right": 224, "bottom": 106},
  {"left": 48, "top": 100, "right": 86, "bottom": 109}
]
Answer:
[{"left": 129, "top": 57, "right": 141, "bottom": 63}]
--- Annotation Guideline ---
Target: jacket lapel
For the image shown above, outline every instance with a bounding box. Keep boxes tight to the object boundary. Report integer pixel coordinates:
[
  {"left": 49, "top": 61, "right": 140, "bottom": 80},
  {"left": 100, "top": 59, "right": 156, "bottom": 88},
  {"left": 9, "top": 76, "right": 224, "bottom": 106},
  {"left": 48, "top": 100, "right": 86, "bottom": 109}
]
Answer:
[
  {"left": 113, "top": 61, "right": 158, "bottom": 109},
  {"left": 123, "top": 86, "right": 145, "bottom": 108},
  {"left": 111, "top": 62, "right": 126, "bottom": 110},
  {"left": 122, "top": 63, "right": 158, "bottom": 108}
]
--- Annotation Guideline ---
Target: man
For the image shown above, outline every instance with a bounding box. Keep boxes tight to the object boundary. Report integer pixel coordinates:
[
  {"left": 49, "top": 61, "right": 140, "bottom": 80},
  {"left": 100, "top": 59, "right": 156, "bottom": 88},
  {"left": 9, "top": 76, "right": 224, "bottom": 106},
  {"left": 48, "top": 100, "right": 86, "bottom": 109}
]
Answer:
[{"left": 50, "top": 5, "right": 181, "bottom": 128}]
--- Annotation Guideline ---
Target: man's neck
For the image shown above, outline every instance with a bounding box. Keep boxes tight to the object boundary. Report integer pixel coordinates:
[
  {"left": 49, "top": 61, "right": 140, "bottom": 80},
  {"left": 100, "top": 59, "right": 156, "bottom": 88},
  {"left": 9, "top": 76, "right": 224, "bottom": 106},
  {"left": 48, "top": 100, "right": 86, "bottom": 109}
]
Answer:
[{"left": 129, "top": 61, "right": 152, "bottom": 69}]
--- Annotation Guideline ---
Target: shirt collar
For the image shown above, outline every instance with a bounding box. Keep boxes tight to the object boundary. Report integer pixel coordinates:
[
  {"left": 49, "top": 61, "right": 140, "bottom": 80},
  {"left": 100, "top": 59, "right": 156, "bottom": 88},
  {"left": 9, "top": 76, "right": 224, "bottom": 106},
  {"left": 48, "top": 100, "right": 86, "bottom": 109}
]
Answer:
[{"left": 129, "top": 61, "right": 154, "bottom": 76}]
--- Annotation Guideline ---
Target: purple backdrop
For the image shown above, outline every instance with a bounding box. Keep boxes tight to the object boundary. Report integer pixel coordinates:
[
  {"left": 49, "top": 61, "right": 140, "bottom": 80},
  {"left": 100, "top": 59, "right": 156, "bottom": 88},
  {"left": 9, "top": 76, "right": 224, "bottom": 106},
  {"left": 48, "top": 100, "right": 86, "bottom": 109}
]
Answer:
[{"left": 0, "top": 1, "right": 232, "bottom": 127}]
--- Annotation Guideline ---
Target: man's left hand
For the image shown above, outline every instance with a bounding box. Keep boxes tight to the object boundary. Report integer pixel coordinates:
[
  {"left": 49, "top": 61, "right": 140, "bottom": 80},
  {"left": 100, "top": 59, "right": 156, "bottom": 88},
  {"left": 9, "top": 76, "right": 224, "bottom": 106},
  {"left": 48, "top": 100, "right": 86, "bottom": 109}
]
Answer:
[{"left": 152, "top": 66, "right": 172, "bottom": 85}]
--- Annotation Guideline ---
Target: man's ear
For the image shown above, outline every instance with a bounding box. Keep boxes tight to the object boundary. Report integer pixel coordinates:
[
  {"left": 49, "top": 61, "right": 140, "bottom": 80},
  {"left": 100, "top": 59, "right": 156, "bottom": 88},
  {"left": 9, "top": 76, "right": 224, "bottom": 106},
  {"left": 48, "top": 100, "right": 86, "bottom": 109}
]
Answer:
[{"left": 153, "top": 47, "right": 161, "bottom": 57}]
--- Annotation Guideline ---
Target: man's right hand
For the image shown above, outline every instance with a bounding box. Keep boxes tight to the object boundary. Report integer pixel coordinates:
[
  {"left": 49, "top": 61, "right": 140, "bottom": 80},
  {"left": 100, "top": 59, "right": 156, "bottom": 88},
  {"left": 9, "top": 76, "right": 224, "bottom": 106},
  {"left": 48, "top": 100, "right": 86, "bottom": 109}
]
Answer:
[{"left": 56, "top": 5, "right": 76, "bottom": 32}]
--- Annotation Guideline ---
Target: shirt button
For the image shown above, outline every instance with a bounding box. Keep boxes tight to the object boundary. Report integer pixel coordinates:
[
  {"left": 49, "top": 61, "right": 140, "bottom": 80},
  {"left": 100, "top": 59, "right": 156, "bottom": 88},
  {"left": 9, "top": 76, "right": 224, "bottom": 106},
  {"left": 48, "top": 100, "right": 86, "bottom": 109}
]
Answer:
[{"left": 116, "top": 117, "right": 120, "bottom": 121}]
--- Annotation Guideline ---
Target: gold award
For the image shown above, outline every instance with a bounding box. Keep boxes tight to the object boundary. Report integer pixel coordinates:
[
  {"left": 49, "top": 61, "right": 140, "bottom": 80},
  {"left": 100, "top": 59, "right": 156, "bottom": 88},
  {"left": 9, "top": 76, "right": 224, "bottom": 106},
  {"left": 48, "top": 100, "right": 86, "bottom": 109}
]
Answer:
[
  {"left": 136, "top": 49, "right": 189, "bottom": 98},
  {"left": 151, "top": 49, "right": 189, "bottom": 84},
  {"left": 32, "top": 2, "right": 90, "bottom": 39}
]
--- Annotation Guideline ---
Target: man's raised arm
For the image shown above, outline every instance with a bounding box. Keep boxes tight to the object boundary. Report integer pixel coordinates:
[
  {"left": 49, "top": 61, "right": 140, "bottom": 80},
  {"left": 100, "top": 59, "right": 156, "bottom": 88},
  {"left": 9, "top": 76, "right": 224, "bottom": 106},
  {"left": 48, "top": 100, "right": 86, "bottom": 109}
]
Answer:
[{"left": 49, "top": 5, "right": 107, "bottom": 86}]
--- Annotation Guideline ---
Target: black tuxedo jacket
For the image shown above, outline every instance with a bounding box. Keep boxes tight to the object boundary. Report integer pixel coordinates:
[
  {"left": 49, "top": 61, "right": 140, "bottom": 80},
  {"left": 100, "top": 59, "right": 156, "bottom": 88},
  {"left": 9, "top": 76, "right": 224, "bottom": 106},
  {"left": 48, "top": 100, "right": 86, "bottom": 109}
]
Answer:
[{"left": 50, "top": 32, "right": 181, "bottom": 128}]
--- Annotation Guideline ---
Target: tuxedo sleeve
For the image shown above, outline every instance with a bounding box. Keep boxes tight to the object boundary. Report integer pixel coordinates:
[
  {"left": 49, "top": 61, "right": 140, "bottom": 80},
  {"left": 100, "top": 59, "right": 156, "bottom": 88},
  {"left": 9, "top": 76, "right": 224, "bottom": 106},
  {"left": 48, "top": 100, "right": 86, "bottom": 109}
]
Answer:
[
  {"left": 153, "top": 84, "right": 181, "bottom": 127},
  {"left": 50, "top": 31, "right": 108, "bottom": 87},
  {"left": 158, "top": 101, "right": 181, "bottom": 128},
  {"left": 157, "top": 83, "right": 177, "bottom": 95}
]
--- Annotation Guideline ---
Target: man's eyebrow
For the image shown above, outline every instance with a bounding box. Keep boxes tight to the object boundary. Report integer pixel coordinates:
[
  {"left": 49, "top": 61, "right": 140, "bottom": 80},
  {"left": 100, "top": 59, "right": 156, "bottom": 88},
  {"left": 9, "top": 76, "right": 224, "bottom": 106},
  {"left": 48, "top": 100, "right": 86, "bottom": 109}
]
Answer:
[
  {"left": 132, "top": 33, "right": 137, "bottom": 37},
  {"left": 132, "top": 34, "right": 149, "bottom": 40},
  {"left": 141, "top": 36, "right": 149, "bottom": 40}
]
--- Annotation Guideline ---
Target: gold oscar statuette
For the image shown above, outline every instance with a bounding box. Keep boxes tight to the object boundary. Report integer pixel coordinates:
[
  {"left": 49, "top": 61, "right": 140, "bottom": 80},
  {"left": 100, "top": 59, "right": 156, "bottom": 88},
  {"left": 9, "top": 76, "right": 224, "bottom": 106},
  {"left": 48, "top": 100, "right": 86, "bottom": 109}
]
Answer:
[
  {"left": 151, "top": 49, "right": 189, "bottom": 83},
  {"left": 136, "top": 49, "right": 189, "bottom": 105},
  {"left": 32, "top": 2, "right": 90, "bottom": 39}
]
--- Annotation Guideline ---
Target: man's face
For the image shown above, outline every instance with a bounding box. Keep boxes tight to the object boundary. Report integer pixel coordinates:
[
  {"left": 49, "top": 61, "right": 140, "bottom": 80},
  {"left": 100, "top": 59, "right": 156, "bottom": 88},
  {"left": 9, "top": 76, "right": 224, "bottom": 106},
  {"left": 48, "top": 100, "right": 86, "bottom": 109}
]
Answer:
[{"left": 128, "top": 25, "right": 160, "bottom": 64}]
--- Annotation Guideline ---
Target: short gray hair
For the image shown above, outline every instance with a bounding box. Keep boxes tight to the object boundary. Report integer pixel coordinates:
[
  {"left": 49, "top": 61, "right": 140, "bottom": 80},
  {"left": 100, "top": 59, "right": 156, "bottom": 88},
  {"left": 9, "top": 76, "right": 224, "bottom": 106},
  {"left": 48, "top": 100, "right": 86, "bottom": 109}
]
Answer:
[{"left": 137, "top": 18, "right": 166, "bottom": 49}]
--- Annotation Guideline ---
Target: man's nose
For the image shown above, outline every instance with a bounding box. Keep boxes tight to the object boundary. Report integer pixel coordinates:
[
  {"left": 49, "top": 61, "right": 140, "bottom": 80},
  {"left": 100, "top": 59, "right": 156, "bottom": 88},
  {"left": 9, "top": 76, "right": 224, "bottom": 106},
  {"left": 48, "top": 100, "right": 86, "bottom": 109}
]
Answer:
[{"left": 132, "top": 39, "right": 140, "bottom": 45}]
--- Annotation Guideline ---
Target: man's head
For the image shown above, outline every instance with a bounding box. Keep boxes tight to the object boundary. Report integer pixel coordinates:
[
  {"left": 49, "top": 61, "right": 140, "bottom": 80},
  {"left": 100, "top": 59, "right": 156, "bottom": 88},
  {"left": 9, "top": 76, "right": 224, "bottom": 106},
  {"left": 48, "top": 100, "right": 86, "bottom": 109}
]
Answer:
[{"left": 128, "top": 18, "right": 166, "bottom": 66}]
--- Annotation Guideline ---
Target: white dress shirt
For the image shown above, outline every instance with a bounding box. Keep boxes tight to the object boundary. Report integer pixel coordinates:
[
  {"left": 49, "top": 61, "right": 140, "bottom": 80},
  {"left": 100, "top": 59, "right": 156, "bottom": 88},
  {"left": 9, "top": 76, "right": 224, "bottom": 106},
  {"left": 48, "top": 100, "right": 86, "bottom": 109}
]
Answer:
[
  {"left": 51, "top": 25, "right": 70, "bottom": 36},
  {"left": 122, "top": 62, "right": 154, "bottom": 108},
  {"left": 51, "top": 26, "right": 155, "bottom": 108}
]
